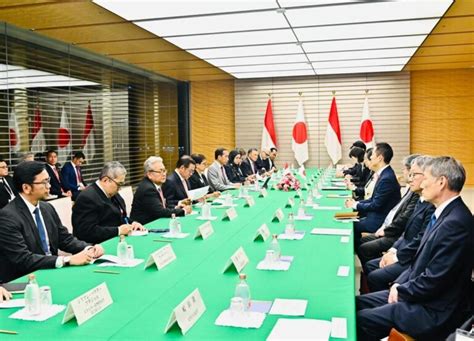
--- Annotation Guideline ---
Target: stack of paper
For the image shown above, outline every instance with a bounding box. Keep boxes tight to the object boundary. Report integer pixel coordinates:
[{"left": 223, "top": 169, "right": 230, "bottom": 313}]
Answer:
[
  {"left": 311, "top": 228, "right": 351, "bottom": 236},
  {"left": 294, "top": 214, "right": 313, "bottom": 221},
  {"left": 257, "top": 256, "right": 293, "bottom": 271},
  {"left": 267, "top": 318, "right": 332, "bottom": 340},
  {"left": 278, "top": 231, "right": 305, "bottom": 240},
  {"left": 268, "top": 299, "right": 307, "bottom": 316},
  {"left": 130, "top": 230, "right": 149, "bottom": 237},
  {"left": 0, "top": 299, "right": 25, "bottom": 309},
  {"left": 215, "top": 310, "right": 266, "bottom": 329},
  {"left": 162, "top": 232, "right": 189, "bottom": 239},
  {"left": 95, "top": 255, "right": 144, "bottom": 268}
]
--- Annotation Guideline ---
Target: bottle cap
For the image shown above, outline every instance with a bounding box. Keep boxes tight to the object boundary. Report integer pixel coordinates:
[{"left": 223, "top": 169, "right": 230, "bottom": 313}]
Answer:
[
  {"left": 28, "top": 273, "right": 36, "bottom": 280},
  {"left": 239, "top": 273, "right": 247, "bottom": 280}
]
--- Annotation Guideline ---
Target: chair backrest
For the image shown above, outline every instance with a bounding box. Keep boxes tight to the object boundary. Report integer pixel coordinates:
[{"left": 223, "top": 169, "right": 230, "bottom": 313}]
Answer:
[
  {"left": 388, "top": 328, "right": 414, "bottom": 341},
  {"left": 48, "top": 196, "right": 73, "bottom": 233},
  {"left": 119, "top": 186, "right": 134, "bottom": 216}
]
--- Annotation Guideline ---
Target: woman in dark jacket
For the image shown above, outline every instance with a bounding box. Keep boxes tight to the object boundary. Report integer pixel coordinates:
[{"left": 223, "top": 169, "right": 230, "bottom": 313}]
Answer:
[{"left": 225, "top": 149, "right": 247, "bottom": 183}]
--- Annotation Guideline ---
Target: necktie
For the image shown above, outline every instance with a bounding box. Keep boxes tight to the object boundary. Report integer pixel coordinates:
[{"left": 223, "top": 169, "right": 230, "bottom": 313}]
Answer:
[
  {"left": 76, "top": 166, "right": 83, "bottom": 184},
  {"left": 157, "top": 187, "right": 166, "bottom": 206},
  {"left": 53, "top": 166, "right": 60, "bottom": 181},
  {"left": 112, "top": 196, "right": 127, "bottom": 223},
  {"left": 2, "top": 178, "right": 13, "bottom": 198},
  {"left": 33, "top": 207, "right": 50, "bottom": 255},
  {"left": 221, "top": 166, "right": 228, "bottom": 184},
  {"left": 181, "top": 178, "right": 190, "bottom": 197},
  {"left": 425, "top": 213, "right": 437, "bottom": 233}
]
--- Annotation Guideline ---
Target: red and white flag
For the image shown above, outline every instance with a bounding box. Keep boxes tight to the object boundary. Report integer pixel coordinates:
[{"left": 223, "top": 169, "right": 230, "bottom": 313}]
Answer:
[
  {"left": 291, "top": 98, "right": 309, "bottom": 166},
  {"left": 31, "top": 104, "right": 46, "bottom": 153},
  {"left": 82, "top": 102, "right": 95, "bottom": 161},
  {"left": 324, "top": 97, "right": 342, "bottom": 165},
  {"left": 359, "top": 96, "right": 375, "bottom": 149},
  {"left": 57, "top": 104, "right": 72, "bottom": 165},
  {"left": 9, "top": 110, "right": 21, "bottom": 153},
  {"left": 261, "top": 98, "right": 277, "bottom": 151}
]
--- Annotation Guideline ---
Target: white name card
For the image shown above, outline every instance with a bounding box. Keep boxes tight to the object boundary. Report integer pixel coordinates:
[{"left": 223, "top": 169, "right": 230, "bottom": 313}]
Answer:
[
  {"left": 164, "top": 288, "right": 206, "bottom": 335},
  {"left": 272, "top": 208, "right": 284, "bottom": 222},
  {"left": 254, "top": 223, "right": 271, "bottom": 242},
  {"left": 259, "top": 188, "right": 268, "bottom": 198},
  {"left": 144, "top": 244, "right": 177, "bottom": 270},
  {"left": 222, "top": 207, "right": 238, "bottom": 221},
  {"left": 62, "top": 282, "right": 113, "bottom": 326},
  {"left": 244, "top": 196, "right": 255, "bottom": 207},
  {"left": 194, "top": 221, "right": 214, "bottom": 240},
  {"left": 222, "top": 246, "right": 249, "bottom": 273},
  {"left": 285, "top": 198, "right": 295, "bottom": 208}
]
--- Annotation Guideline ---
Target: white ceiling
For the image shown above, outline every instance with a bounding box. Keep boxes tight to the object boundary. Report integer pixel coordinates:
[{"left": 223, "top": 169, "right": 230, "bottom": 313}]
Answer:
[{"left": 95, "top": 0, "right": 453, "bottom": 79}]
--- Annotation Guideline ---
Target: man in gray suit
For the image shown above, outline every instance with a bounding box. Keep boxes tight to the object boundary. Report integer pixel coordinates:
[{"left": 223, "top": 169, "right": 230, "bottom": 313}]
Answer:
[{"left": 207, "top": 148, "right": 240, "bottom": 192}]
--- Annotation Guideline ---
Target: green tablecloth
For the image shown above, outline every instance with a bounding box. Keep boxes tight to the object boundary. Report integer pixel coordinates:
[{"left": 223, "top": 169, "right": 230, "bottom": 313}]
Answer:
[{"left": 1, "top": 171, "right": 356, "bottom": 340}]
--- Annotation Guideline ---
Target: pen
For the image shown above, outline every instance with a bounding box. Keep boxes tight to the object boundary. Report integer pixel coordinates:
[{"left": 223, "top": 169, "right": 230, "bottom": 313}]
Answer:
[
  {"left": 93, "top": 270, "right": 120, "bottom": 275},
  {"left": 0, "top": 330, "right": 18, "bottom": 335},
  {"left": 153, "top": 239, "right": 173, "bottom": 243}
]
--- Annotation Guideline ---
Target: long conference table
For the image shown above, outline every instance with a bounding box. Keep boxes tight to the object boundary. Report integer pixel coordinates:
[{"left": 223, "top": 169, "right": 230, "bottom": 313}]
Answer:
[{"left": 1, "top": 170, "right": 356, "bottom": 340}]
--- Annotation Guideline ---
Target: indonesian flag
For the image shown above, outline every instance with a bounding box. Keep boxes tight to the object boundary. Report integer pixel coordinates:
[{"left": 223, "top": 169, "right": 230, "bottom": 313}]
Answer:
[
  {"left": 261, "top": 99, "right": 277, "bottom": 151},
  {"left": 360, "top": 96, "right": 375, "bottom": 148},
  {"left": 324, "top": 97, "right": 342, "bottom": 165},
  {"left": 31, "top": 104, "right": 46, "bottom": 153},
  {"left": 291, "top": 99, "right": 309, "bottom": 166},
  {"left": 82, "top": 102, "right": 95, "bottom": 161},
  {"left": 9, "top": 110, "right": 21, "bottom": 153},
  {"left": 57, "top": 104, "right": 72, "bottom": 165}
]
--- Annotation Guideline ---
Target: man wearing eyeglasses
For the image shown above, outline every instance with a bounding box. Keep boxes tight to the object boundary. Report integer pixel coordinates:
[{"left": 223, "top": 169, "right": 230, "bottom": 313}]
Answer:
[
  {"left": 0, "top": 157, "right": 17, "bottom": 209},
  {"left": 130, "top": 156, "right": 191, "bottom": 225},
  {"left": 0, "top": 161, "right": 104, "bottom": 283},
  {"left": 72, "top": 161, "right": 145, "bottom": 244}
]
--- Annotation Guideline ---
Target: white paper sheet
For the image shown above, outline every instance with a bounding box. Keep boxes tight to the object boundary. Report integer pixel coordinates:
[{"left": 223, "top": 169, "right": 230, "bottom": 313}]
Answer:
[
  {"left": 130, "top": 230, "right": 149, "bottom": 236},
  {"left": 97, "top": 258, "right": 144, "bottom": 268},
  {"left": 268, "top": 299, "right": 307, "bottom": 316},
  {"left": 213, "top": 204, "right": 238, "bottom": 209},
  {"left": 340, "top": 236, "right": 350, "bottom": 243},
  {"left": 215, "top": 310, "right": 266, "bottom": 329},
  {"left": 294, "top": 214, "right": 313, "bottom": 221},
  {"left": 312, "top": 205, "right": 343, "bottom": 210},
  {"left": 331, "top": 317, "right": 348, "bottom": 338},
  {"left": 277, "top": 231, "right": 305, "bottom": 240},
  {"left": 196, "top": 216, "right": 217, "bottom": 221},
  {"left": 257, "top": 260, "right": 291, "bottom": 271},
  {"left": 162, "top": 232, "right": 189, "bottom": 239},
  {"left": 267, "top": 318, "right": 332, "bottom": 341},
  {"left": 188, "top": 186, "right": 209, "bottom": 201},
  {"left": 334, "top": 218, "right": 359, "bottom": 223},
  {"left": 0, "top": 299, "right": 25, "bottom": 309},
  {"left": 9, "top": 304, "right": 65, "bottom": 322},
  {"left": 337, "top": 266, "right": 350, "bottom": 277},
  {"left": 311, "top": 228, "right": 352, "bottom": 236}
]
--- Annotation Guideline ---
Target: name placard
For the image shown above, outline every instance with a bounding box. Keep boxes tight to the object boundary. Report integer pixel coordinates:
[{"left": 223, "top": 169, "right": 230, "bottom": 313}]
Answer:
[
  {"left": 144, "top": 244, "right": 177, "bottom": 270},
  {"left": 194, "top": 221, "right": 214, "bottom": 240},
  {"left": 258, "top": 188, "right": 268, "bottom": 198},
  {"left": 222, "top": 207, "right": 238, "bottom": 221},
  {"left": 62, "top": 282, "right": 113, "bottom": 326},
  {"left": 294, "top": 189, "right": 303, "bottom": 198},
  {"left": 222, "top": 246, "right": 249, "bottom": 273},
  {"left": 164, "top": 288, "right": 206, "bottom": 335},
  {"left": 253, "top": 223, "right": 271, "bottom": 242},
  {"left": 285, "top": 197, "right": 295, "bottom": 208},
  {"left": 244, "top": 196, "right": 255, "bottom": 207},
  {"left": 272, "top": 208, "right": 284, "bottom": 222}
]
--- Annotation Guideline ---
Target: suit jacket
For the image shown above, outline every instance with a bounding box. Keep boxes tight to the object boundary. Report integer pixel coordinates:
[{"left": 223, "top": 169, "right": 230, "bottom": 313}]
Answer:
[
  {"left": 0, "top": 196, "right": 89, "bottom": 282},
  {"left": 72, "top": 183, "right": 127, "bottom": 244},
  {"left": 382, "top": 191, "right": 420, "bottom": 240},
  {"left": 207, "top": 161, "right": 234, "bottom": 192},
  {"left": 45, "top": 164, "right": 68, "bottom": 197},
  {"left": 355, "top": 166, "right": 401, "bottom": 232},
  {"left": 162, "top": 171, "right": 190, "bottom": 208},
  {"left": 0, "top": 175, "right": 17, "bottom": 209},
  {"left": 395, "top": 198, "right": 473, "bottom": 324},
  {"left": 353, "top": 171, "right": 374, "bottom": 200},
  {"left": 61, "top": 162, "right": 87, "bottom": 200},
  {"left": 394, "top": 199, "right": 435, "bottom": 266},
  {"left": 241, "top": 158, "right": 259, "bottom": 177},
  {"left": 189, "top": 171, "right": 208, "bottom": 190},
  {"left": 130, "top": 177, "right": 184, "bottom": 225},
  {"left": 225, "top": 163, "right": 246, "bottom": 183},
  {"left": 353, "top": 164, "right": 371, "bottom": 187}
]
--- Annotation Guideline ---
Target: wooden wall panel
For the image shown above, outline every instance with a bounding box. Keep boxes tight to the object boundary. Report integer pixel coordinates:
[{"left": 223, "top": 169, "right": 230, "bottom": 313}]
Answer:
[
  {"left": 411, "top": 69, "right": 474, "bottom": 185},
  {"left": 190, "top": 80, "right": 235, "bottom": 161},
  {"left": 235, "top": 73, "right": 410, "bottom": 170}
]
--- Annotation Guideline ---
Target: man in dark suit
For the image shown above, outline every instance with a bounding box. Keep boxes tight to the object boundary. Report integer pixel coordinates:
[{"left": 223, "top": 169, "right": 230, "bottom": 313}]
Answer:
[
  {"left": 345, "top": 142, "right": 401, "bottom": 248},
  {"left": 357, "top": 156, "right": 473, "bottom": 340},
  {"left": 0, "top": 161, "right": 103, "bottom": 283},
  {"left": 162, "top": 156, "right": 196, "bottom": 208},
  {"left": 44, "top": 150, "right": 72, "bottom": 198},
  {"left": 356, "top": 154, "right": 421, "bottom": 264},
  {"left": 61, "top": 151, "right": 87, "bottom": 201},
  {"left": 72, "top": 161, "right": 144, "bottom": 244},
  {"left": 241, "top": 148, "right": 261, "bottom": 177},
  {"left": 0, "top": 157, "right": 17, "bottom": 209},
  {"left": 131, "top": 156, "right": 191, "bottom": 225}
]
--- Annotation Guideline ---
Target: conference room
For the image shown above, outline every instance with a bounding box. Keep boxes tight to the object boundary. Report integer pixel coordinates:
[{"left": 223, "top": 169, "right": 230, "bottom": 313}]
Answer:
[{"left": 0, "top": 1, "right": 473, "bottom": 340}]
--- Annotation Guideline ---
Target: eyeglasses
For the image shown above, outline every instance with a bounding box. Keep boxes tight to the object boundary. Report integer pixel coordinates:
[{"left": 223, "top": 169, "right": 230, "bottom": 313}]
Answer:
[
  {"left": 108, "top": 177, "right": 125, "bottom": 187},
  {"left": 0, "top": 166, "right": 8, "bottom": 169},
  {"left": 149, "top": 169, "right": 167, "bottom": 174},
  {"left": 408, "top": 172, "right": 424, "bottom": 179},
  {"left": 32, "top": 178, "right": 51, "bottom": 186}
]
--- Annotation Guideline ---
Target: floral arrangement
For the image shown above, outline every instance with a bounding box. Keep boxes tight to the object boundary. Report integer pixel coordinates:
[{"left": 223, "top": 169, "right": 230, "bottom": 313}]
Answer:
[{"left": 276, "top": 173, "right": 301, "bottom": 191}]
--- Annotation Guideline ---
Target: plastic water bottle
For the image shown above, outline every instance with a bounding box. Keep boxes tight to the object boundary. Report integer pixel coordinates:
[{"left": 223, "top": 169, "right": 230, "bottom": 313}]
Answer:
[
  {"left": 285, "top": 213, "right": 295, "bottom": 235},
  {"left": 201, "top": 200, "right": 211, "bottom": 218},
  {"left": 176, "top": 216, "right": 182, "bottom": 233},
  {"left": 117, "top": 235, "right": 128, "bottom": 264},
  {"left": 269, "top": 234, "right": 281, "bottom": 261},
  {"left": 298, "top": 198, "right": 305, "bottom": 217},
  {"left": 234, "top": 274, "right": 251, "bottom": 311},
  {"left": 25, "top": 274, "right": 41, "bottom": 315},
  {"left": 169, "top": 213, "right": 178, "bottom": 235},
  {"left": 306, "top": 189, "right": 314, "bottom": 206}
]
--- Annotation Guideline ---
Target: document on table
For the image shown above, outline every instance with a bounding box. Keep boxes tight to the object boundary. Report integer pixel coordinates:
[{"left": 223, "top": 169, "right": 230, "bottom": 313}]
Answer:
[
  {"left": 97, "top": 258, "right": 144, "bottom": 268},
  {"left": 331, "top": 317, "right": 348, "bottom": 338},
  {"left": 162, "top": 232, "right": 189, "bottom": 239},
  {"left": 0, "top": 298, "right": 25, "bottom": 309},
  {"left": 9, "top": 304, "right": 65, "bottom": 322},
  {"left": 294, "top": 214, "right": 313, "bottom": 221},
  {"left": 215, "top": 310, "right": 266, "bottom": 329},
  {"left": 278, "top": 231, "right": 305, "bottom": 240},
  {"left": 269, "top": 299, "right": 307, "bottom": 316},
  {"left": 188, "top": 186, "right": 209, "bottom": 201},
  {"left": 130, "top": 230, "right": 149, "bottom": 236},
  {"left": 313, "top": 205, "right": 343, "bottom": 210},
  {"left": 311, "top": 228, "right": 351, "bottom": 236},
  {"left": 249, "top": 300, "right": 273, "bottom": 314},
  {"left": 267, "top": 318, "right": 332, "bottom": 340},
  {"left": 257, "top": 260, "right": 291, "bottom": 271}
]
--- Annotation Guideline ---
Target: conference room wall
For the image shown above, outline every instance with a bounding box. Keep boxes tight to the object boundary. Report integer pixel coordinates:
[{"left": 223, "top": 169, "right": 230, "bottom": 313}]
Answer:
[
  {"left": 411, "top": 68, "right": 474, "bottom": 186},
  {"left": 235, "top": 73, "right": 410, "bottom": 171},
  {"left": 190, "top": 79, "right": 235, "bottom": 160}
]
